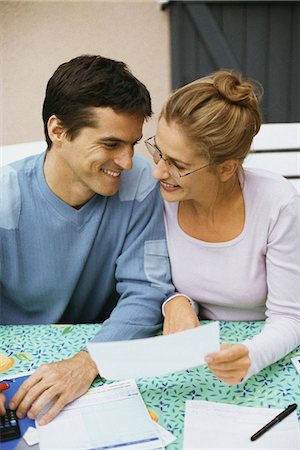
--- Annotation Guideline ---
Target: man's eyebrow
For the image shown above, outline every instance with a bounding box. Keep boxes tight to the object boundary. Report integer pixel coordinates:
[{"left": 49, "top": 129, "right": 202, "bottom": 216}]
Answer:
[
  {"left": 97, "top": 137, "right": 124, "bottom": 143},
  {"left": 97, "top": 135, "right": 142, "bottom": 144}
]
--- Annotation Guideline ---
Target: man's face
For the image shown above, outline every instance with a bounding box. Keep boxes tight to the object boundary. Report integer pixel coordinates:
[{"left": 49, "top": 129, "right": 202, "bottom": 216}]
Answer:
[{"left": 50, "top": 107, "right": 144, "bottom": 203}]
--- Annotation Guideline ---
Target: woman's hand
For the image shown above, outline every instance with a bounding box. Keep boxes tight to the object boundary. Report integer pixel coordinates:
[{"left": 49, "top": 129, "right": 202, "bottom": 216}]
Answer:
[
  {"left": 163, "top": 296, "right": 200, "bottom": 335},
  {"left": 205, "top": 343, "right": 251, "bottom": 384}
]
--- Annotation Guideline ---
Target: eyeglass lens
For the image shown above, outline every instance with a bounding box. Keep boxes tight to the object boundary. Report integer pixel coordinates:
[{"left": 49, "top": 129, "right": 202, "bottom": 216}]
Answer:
[{"left": 145, "top": 141, "right": 181, "bottom": 183}]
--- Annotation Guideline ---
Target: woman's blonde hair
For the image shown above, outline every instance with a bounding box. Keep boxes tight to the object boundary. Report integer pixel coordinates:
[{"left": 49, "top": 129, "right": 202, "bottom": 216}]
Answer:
[{"left": 160, "top": 69, "right": 262, "bottom": 166}]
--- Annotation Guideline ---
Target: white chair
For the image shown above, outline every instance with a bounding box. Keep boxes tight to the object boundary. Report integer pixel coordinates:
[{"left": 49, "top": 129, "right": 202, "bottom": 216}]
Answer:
[
  {"left": 244, "top": 123, "right": 300, "bottom": 192},
  {"left": 0, "top": 141, "right": 47, "bottom": 167},
  {"left": 1, "top": 124, "right": 300, "bottom": 193}
]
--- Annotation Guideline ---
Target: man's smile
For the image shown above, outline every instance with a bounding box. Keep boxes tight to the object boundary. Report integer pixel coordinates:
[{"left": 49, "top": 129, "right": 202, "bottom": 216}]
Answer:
[{"left": 101, "top": 168, "right": 121, "bottom": 177}]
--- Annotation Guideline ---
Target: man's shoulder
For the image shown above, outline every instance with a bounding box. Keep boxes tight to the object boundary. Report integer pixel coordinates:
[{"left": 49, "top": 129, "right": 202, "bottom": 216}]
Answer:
[
  {"left": 0, "top": 164, "right": 22, "bottom": 229},
  {"left": 0, "top": 155, "right": 40, "bottom": 230},
  {"left": 1, "top": 153, "right": 41, "bottom": 175},
  {"left": 118, "top": 154, "right": 158, "bottom": 202}
]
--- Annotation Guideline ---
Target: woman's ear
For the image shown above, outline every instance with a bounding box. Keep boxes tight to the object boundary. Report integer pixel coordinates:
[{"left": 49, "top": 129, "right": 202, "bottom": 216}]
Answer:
[
  {"left": 47, "top": 115, "right": 65, "bottom": 146},
  {"left": 217, "top": 160, "right": 239, "bottom": 182}
]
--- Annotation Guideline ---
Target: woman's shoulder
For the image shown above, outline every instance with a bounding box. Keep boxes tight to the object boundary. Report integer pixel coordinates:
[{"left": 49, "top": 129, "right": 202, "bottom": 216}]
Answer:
[{"left": 244, "top": 168, "right": 298, "bottom": 204}]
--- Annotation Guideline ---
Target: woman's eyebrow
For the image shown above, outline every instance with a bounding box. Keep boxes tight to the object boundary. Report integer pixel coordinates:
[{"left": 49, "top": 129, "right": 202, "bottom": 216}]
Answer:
[{"left": 154, "top": 137, "right": 190, "bottom": 166}]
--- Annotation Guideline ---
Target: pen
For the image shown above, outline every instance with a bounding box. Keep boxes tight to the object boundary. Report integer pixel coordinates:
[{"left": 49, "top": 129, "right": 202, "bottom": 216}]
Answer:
[{"left": 250, "top": 403, "right": 297, "bottom": 441}]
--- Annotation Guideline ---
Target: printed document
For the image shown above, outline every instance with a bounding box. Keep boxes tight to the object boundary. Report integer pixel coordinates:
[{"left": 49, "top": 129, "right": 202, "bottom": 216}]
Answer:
[
  {"left": 37, "top": 379, "right": 166, "bottom": 450},
  {"left": 87, "top": 321, "right": 219, "bottom": 380},
  {"left": 183, "top": 400, "right": 300, "bottom": 449}
]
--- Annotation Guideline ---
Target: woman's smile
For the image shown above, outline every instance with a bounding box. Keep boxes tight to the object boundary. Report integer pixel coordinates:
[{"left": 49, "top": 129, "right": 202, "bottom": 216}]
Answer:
[{"left": 160, "top": 180, "right": 181, "bottom": 192}]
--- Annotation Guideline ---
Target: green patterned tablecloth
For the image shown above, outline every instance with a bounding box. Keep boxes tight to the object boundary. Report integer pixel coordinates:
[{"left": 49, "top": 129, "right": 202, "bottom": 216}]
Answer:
[{"left": 1, "top": 322, "right": 299, "bottom": 449}]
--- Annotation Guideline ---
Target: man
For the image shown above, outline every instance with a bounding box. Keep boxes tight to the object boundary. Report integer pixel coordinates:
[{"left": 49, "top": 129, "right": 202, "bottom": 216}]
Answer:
[{"left": 0, "top": 55, "right": 176, "bottom": 425}]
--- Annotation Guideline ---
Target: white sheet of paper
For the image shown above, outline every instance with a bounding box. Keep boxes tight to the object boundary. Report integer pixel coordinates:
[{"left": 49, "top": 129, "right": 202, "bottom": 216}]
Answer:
[
  {"left": 0, "top": 370, "right": 35, "bottom": 381},
  {"left": 154, "top": 422, "right": 177, "bottom": 447},
  {"left": 183, "top": 400, "right": 300, "bottom": 450},
  {"left": 87, "top": 321, "right": 219, "bottom": 380},
  {"left": 36, "top": 379, "right": 164, "bottom": 450},
  {"left": 23, "top": 426, "right": 39, "bottom": 446}
]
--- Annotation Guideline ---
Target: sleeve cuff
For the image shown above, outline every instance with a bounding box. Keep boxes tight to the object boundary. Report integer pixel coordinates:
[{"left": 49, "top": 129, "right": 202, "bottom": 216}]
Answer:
[
  {"left": 240, "top": 338, "right": 260, "bottom": 381},
  {"left": 162, "top": 294, "right": 199, "bottom": 317}
]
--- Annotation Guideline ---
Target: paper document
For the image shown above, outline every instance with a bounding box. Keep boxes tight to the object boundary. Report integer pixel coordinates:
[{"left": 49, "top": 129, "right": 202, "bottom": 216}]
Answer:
[
  {"left": 183, "top": 400, "right": 300, "bottom": 450},
  {"left": 154, "top": 422, "right": 177, "bottom": 447},
  {"left": 0, "top": 370, "right": 35, "bottom": 381},
  {"left": 87, "top": 321, "right": 219, "bottom": 380},
  {"left": 37, "top": 379, "right": 165, "bottom": 450}
]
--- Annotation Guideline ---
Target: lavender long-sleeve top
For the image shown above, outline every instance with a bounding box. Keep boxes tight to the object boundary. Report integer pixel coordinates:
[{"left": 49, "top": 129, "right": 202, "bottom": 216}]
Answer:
[{"left": 164, "top": 168, "right": 300, "bottom": 379}]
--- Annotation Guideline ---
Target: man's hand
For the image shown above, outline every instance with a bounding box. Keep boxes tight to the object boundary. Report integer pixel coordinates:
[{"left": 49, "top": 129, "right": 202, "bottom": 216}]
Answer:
[
  {"left": 9, "top": 350, "right": 98, "bottom": 425},
  {"left": 163, "top": 296, "right": 200, "bottom": 335},
  {"left": 0, "top": 392, "right": 6, "bottom": 415},
  {"left": 205, "top": 343, "right": 251, "bottom": 385}
]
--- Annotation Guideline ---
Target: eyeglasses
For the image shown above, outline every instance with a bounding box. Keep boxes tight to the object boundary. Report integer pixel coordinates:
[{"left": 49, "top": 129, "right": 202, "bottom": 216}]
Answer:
[{"left": 144, "top": 136, "right": 210, "bottom": 184}]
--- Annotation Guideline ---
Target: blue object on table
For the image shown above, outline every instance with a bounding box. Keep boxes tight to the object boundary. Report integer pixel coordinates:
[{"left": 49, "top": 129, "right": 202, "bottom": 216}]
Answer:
[{"left": 0, "top": 375, "right": 35, "bottom": 450}]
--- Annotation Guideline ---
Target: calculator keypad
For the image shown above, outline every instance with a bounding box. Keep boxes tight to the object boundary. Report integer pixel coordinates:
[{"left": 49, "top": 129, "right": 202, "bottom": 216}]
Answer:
[{"left": 0, "top": 409, "right": 21, "bottom": 442}]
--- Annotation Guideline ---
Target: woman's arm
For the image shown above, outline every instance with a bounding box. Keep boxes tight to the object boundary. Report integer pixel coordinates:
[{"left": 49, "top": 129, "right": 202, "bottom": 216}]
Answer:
[
  {"left": 242, "top": 195, "right": 300, "bottom": 379},
  {"left": 163, "top": 295, "right": 200, "bottom": 334},
  {"left": 207, "top": 195, "right": 300, "bottom": 384}
]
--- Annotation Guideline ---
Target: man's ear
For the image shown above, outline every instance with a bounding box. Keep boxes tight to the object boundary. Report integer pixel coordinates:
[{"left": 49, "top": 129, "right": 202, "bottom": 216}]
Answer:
[
  {"left": 217, "top": 159, "right": 239, "bottom": 182},
  {"left": 47, "top": 115, "right": 65, "bottom": 145}
]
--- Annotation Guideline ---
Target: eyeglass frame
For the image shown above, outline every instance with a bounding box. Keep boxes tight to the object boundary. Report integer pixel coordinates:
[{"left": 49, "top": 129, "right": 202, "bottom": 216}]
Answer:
[{"left": 144, "top": 136, "right": 210, "bottom": 184}]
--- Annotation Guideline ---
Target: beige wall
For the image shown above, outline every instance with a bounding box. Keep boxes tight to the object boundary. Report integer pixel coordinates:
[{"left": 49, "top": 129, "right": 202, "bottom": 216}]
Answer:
[{"left": 1, "top": 0, "right": 170, "bottom": 157}]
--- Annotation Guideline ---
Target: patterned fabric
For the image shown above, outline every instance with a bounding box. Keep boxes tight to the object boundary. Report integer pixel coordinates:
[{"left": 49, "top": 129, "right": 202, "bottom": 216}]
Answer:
[{"left": 1, "top": 322, "right": 299, "bottom": 450}]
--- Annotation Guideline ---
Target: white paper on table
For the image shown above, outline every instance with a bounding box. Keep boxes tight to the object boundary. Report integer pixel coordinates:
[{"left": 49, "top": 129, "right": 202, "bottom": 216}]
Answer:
[
  {"left": 183, "top": 400, "right": 300, "bottom": 450},
  {"left": 23, "top": 426, "right": 39, "bottom": 446},
  {"left": 154, "top": 422, "right": 177, "bottom": 447},
  {"left": 87, "top": 321, "right": 219, "bottom": 380},
  {"left": 26, "top": 410, "right": 176, "bottom": 448},
  {"left": 0, "top": 370, "right": 35, "bottom": 381},
  {"left": 36, "top": 379, "right": 164, "bottom": 450},
  {"left": 32, "top": 419, "right": 175, "bottom": 449}
]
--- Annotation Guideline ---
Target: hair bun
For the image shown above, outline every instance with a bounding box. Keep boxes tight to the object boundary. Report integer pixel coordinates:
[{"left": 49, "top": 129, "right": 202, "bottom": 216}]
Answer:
[{"left": 213, "top": 70, "right": 262, "bottom": 107}]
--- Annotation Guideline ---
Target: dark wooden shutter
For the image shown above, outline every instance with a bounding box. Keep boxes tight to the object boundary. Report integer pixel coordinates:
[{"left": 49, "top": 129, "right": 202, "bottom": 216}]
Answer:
[{"left": 168, "top": 1, "right": 300, "bottom": 123}]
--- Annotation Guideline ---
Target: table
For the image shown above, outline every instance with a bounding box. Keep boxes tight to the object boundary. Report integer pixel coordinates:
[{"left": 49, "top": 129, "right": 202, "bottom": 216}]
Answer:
[{"left": 1, "top": 322, "right": 299, "bottom": 449}]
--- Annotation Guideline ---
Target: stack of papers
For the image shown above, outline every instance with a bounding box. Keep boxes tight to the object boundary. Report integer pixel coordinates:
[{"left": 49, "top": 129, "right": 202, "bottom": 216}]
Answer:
[
  {"left": 183, "top": 400, "right": 300, "bottom": 449},
  {"left": 37, "top": 323, "right": 220, "bottom": 449},
  {"left": 37, "top": 379, "right": 175, "bottom": 450}
]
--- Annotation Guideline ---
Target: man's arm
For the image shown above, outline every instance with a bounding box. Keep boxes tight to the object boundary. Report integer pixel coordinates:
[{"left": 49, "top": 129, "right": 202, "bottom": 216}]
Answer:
[
  {"left": 91, "top": 165, "right": 175, "bottom": 342},
  {"left": 10, "top": 158, "right": 175, "bottom": 424}
]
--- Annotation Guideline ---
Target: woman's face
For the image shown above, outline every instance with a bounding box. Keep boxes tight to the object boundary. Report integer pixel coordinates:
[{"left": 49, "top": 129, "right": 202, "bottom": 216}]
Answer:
[{"left": 151, "top": 117, "right": 217, "bottom": 203}]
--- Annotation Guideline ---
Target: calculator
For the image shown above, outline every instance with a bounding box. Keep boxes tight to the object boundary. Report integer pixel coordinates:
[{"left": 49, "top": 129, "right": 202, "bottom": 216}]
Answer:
[{"left": 0, "top": 409, "right": 21, "bottom": 442}]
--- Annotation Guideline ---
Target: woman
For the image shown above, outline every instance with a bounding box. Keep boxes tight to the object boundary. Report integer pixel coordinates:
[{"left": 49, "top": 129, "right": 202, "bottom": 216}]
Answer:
[{"left": 145, "top": 70, "right": 300, "bottom": 385}]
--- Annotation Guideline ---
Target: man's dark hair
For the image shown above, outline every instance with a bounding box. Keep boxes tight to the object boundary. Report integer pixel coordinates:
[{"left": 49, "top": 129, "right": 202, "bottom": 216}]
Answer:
[{"left": 42, "top": 55, "right": 152, "bottom": 149}]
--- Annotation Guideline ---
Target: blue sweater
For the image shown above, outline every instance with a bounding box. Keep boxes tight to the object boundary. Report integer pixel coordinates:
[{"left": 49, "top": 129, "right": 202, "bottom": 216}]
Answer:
[{"left": 0, "top": 152, "right": 174, "bottom": 342}]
